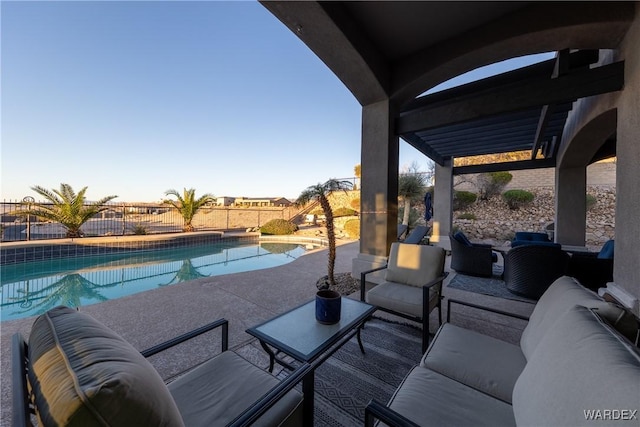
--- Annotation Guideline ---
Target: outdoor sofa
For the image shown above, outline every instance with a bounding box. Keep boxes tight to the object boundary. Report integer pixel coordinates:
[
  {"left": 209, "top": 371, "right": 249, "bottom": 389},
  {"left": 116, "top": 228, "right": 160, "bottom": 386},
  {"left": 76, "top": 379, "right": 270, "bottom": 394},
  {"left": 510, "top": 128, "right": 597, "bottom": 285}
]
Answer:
[
  {"left": 365, "top": 276, "right": 640, "bottom": 426},
  {"left": 12, "top": 306, "right": 309, "bottom": 427}
]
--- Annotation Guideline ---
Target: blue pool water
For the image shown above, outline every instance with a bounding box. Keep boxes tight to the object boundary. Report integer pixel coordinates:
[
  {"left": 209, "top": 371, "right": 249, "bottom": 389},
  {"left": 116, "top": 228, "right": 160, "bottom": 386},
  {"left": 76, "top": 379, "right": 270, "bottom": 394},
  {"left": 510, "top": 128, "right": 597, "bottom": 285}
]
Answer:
[{"left": 1, "top": 241, "right": 309, "bottom": 321}]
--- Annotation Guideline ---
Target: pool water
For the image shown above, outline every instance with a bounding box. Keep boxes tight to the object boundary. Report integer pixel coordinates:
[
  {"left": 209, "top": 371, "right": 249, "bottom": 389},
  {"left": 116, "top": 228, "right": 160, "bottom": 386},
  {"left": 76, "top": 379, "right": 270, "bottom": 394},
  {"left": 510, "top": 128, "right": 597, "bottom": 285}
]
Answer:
[{"left": 1, "top": 241, "right": 308, "bottom": 322}]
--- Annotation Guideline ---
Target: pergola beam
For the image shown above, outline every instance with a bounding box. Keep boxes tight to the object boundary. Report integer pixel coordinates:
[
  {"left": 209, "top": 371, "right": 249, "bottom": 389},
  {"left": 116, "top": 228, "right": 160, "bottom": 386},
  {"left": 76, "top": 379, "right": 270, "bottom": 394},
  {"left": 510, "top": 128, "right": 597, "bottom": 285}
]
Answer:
[{"left": 397, "top": 61, "right": 624, "bottom": 135}]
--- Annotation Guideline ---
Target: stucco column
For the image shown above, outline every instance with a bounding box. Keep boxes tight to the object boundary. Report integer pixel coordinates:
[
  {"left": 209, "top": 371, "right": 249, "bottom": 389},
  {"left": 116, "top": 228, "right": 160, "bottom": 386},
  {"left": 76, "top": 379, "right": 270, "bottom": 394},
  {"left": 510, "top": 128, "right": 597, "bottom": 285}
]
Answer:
[
  {"left": 606, "top": 14, "right": 640, "bottom": 315},
  {"left": 352, "top": 99, "right": 399, "bottom": 281},
  {"left": 431, "top": 158, "right": 453, "bottom": 250},
  {"left": 555, "top": 166, "right": 586, "bottom": 246}
]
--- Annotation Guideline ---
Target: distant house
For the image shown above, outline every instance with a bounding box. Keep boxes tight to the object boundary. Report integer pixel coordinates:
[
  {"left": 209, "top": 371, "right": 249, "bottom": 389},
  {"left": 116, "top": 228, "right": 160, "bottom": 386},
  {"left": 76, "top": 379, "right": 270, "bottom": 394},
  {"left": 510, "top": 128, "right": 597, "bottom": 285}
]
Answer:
[
  {"left": 233, "top": 197, "right": 292, "bottom": 207},
  {"left": 216, "top": 196, "right": 236, "bottom": 206}
]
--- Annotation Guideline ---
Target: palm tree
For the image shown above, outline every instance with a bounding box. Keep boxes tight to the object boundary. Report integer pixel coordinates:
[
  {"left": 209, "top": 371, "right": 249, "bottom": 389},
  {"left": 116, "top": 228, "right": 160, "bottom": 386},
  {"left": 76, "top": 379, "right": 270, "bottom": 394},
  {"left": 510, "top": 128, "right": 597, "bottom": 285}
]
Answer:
[
  {"left": 163, "top": 188, "right": 214, "bottom": 232},
  {"left": 398, "top": 163, "right": 428, "bottom": 227},
  {"left": 20, "top": 184, "right": 117, "bottom": 238},
  {"left": 296, "top": 179, "right": 353, "bottom": 288}
]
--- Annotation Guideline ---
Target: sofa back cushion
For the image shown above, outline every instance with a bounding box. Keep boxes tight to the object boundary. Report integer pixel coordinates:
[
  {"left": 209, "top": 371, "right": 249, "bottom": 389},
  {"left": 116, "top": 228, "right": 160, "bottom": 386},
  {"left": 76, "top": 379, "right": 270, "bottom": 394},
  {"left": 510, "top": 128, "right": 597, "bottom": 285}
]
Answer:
[
  {"left": 452, "top": 231, "right": 472, "bottom": 246},
  {"left": 28, "top": 306, "right": 184, "bottom": 427},
  {"left": 598, "top": 239, "right": 615, "bottom": 259},
  {"left": 385, "top": 243, "right": 445, "bottom": 287},
  {"left": 513, "top": 305, "right": 640, "bottom": 426},
  {"left": 520, "top": 276, "right": 625, "bottom": 359},
  {"left": 514, "top": 232, "right": 550, "bottom": 242}
]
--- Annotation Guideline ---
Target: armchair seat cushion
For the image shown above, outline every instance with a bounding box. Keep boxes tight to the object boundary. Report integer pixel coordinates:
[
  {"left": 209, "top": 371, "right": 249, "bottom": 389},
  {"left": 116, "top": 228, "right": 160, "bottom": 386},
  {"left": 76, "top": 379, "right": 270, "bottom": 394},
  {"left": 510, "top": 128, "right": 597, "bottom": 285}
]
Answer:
[
  {"left": 366, "top": 281, "right": 437, "bottom": 318},
  {"left": 169, "top": 351, "right": 303, "bottom": 427},
  {"left": 387, "top": 366, "right": 516, "bottom": 427},
  {"left": 27, "top": 306, "right": 185, "bottom": 427},
  {"left": 420, "top": 323, "right": 526, "bottom": 403}
]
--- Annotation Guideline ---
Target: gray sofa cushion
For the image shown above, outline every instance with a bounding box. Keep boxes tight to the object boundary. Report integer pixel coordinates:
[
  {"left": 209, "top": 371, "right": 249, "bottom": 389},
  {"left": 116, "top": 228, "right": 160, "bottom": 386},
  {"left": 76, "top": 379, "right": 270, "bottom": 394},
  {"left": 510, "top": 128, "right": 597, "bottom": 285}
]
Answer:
[
  {"left": 28, "top": 306, "right": 184, "bottom": 427},
  {"left": 169, "top": 351, "right": 303, "bottom": 427},
  {"left": 520, "top": 276, "right": 625, "bottom": 359},
  {"left": 387, "top": 366, "right": 516, "bottom": 426},
  {"left": 420, "top": 323, "right": 526, "bottom": 403},
  {"left": 513, "top": 305, "right": 640, "bottom": 426}
]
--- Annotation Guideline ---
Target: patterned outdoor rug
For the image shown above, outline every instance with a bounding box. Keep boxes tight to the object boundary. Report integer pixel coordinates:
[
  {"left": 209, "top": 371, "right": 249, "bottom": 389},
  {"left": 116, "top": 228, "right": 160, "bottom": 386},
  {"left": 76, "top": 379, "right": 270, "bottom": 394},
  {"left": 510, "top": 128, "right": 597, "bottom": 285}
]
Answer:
[
  {"left": 447, "top": 267, "right": 536, "bottom": 303},
  {"left": 274, "top": 317, "right": 423, "bottom": 427}
]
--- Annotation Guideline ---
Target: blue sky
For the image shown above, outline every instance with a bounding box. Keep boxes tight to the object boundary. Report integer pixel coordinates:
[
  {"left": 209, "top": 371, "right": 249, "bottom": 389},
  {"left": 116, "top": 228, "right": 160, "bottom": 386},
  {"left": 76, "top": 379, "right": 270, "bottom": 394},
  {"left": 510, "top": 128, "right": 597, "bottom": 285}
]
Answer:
[{"left": 1, "top": 1, "right": 553, "bottom": 202}]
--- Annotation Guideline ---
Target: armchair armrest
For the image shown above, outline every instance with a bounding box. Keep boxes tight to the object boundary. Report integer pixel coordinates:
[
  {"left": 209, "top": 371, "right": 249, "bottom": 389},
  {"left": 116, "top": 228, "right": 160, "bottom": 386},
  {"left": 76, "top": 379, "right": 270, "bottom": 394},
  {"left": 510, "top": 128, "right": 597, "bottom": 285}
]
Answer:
[
  {"left": 228, "top": 362, "right": 312, "bottom": 427},
  {"left": 360, "top": 264, "right": 388, "bottom": 301},
  {"left": 446, "top": 298, "right": 531, "bottom": 323},
  {"left": 12, "top": 333, "right": 31, "bottom": 427},
  {"left": 365, "top": 399, "right": 420, "bottom": 427},
  {"left": 422, "top": 272, "right": 449, "bottom": 290},
  {"left": 141, "top": 318, "right": 228, "bottom": 358}
]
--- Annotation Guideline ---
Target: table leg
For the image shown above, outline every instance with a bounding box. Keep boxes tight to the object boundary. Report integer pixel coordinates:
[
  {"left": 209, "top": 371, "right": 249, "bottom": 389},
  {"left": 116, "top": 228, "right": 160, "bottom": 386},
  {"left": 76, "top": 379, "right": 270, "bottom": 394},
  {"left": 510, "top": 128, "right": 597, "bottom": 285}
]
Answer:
[
  {"left": 259, "top": 340, "right": 276, "bottom": 373},
  {"left": 302, "top": 369, "right": 315, "bottom": 426},
  {"left": 357, "top": 326, "right": 366, "bottom": 354}
]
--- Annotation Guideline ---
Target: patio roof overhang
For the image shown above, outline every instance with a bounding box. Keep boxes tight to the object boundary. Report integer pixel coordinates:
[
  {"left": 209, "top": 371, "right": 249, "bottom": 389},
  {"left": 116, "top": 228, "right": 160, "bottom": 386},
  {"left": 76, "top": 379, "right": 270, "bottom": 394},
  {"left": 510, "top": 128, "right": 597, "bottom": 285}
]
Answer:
[{"left": 398, "top": 50, "right": 625, "bottom": 174}]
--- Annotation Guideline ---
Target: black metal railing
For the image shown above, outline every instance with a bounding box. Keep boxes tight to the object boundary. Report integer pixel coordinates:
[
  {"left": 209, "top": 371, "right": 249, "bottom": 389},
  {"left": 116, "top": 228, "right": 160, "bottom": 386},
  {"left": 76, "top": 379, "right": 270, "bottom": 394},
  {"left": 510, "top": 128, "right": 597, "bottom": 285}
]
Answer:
[{"left": 0, "top": 201, "right": 302, "bottom": 242}]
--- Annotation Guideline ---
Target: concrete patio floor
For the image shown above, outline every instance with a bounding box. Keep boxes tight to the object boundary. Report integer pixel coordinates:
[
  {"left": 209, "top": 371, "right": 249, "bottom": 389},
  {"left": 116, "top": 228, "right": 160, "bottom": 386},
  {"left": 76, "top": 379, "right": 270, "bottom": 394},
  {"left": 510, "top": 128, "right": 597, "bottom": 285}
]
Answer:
[{"left": 0, "top": 240, "right": 535, "bottom": 426}]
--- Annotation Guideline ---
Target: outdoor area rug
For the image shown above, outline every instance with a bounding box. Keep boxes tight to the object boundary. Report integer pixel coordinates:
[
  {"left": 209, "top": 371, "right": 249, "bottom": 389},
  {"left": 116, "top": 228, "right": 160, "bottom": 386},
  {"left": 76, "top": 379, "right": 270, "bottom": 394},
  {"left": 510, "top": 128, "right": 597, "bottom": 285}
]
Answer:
[
  {"left": 273, "top": 317, "right": 423, "bottom": 426},
  {"left": 447, "top": 267, "right": 536, "bottom": 304}
]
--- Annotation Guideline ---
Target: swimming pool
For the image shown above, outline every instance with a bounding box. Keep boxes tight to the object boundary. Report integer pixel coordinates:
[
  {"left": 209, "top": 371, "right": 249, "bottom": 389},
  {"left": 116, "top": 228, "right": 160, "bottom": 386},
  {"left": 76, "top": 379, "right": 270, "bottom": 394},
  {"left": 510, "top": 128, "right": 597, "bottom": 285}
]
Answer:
[{"left": 0, "top": 241, "right": 311, "bottom": 322}]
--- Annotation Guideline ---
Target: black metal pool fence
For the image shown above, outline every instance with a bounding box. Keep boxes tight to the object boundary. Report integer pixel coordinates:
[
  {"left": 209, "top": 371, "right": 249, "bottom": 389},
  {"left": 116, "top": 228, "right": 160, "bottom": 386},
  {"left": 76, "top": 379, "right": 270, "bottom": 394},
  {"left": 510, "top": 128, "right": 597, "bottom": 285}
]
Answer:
[{"left": 0, "top": 201, "right": 303, "bottom": 242}]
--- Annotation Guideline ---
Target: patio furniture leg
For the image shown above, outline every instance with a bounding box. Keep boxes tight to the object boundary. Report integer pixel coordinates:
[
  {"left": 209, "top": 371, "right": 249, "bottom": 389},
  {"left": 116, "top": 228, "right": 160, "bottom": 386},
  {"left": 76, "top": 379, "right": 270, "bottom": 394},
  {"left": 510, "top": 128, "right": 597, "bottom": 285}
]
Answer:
[
  {"left": 302, "top": 369, "right": 315, "bottom": 425},
  {"left": 259, "top": 341, "right": 276, "bottom": 373},
  {"left": 357, "top": 326, "right": 366, "bottom": 354}
]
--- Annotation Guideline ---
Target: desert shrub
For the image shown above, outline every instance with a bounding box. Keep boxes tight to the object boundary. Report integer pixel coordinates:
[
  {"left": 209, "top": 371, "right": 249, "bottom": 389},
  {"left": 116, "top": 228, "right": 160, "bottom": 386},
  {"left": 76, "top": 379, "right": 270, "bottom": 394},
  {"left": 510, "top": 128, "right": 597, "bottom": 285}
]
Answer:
[
  {"left": 260, "top": 219, "right": 298, "bottom": 235},
  {"left": 310, "top": 209, "right": 324, "bottom": 216},
  {"left": 333, "top": 207, "right": 357, "bottom": 217},
  {"left": 344, "top": 219, "right": 360, "bottom": 239},
  {"left": 478, "top": 171, "right": 512, "bottom": 200},
  {"left": 502, "top": 189, "right": 534, "bottom": 210},
  {"left": 457, "top": 212, "right": 476, "bottom": 220},
  {"left": 129, "top": 224, "right": 149, "bottom": 235},
  {"left": 453, "top": 190, "right": 477, "bottom": 211},
  {"left": 586, "top": 194, "right": 597, "bottom": 211},
  {"left": 349, "top": 197, "right": 360, "bottom": 211},
  {"left": 398, "top": 206, "right": 422, "bottom": 228}
]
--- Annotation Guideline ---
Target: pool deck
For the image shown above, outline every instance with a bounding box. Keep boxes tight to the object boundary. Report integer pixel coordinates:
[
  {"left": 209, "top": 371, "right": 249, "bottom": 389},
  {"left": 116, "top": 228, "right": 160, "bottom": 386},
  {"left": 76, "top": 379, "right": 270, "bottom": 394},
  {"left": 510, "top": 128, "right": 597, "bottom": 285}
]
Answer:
[{"left": 0, "top": 238, "right": 534, "bottom": 426}]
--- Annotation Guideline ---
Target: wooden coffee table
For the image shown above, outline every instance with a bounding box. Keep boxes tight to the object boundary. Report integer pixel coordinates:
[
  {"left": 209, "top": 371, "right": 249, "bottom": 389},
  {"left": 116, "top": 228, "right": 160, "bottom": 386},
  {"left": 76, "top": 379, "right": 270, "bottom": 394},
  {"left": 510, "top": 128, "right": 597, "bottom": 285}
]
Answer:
[{"left": 246, "top": 297, "right": 376, "bottom": 425}]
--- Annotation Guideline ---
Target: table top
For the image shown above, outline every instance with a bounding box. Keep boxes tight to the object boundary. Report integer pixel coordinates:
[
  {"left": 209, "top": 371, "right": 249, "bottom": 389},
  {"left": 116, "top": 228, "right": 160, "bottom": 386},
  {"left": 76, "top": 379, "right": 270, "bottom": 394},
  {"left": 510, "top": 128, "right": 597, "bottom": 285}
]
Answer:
[{"left": 246, "top": 297, "right": 376, "bottom": 362}]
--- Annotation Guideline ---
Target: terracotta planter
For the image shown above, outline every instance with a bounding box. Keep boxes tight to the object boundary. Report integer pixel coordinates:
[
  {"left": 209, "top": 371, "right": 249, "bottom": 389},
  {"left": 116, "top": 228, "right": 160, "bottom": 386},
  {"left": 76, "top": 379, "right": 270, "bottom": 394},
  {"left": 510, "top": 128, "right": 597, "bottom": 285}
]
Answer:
[{"left": 315, "top": 290, "right": 342, "bottom": 324}]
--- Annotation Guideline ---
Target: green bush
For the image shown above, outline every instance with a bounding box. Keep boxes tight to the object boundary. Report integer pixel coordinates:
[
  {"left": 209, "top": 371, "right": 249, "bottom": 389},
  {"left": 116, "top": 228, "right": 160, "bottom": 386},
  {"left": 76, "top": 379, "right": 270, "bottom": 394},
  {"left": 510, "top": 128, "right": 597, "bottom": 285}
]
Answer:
[
  {"left": 344, "top": 219, "right": 360, "bottom": 239},
  {"left": 502, "top": 189, "right": 534, "bottom": 210},
  {"left": 333, "top": 207, "right": 357, "bottom": 217},
  {"left": 310, "top": 209, "right": 324, "bottom": 216},
  {"left": 457, "top": 212, "right": 476, "bottom": 220},
  {"left": 129, "top": 224, "right": 149, "bottom": 235},
  {"left": 260, "top": 219, "right": 298, "bottom": 235},
  {"left": 586, "top": 194, "right": 597, "bottom": 211},
  {"left": 478, "top": 171, "right": 512, "bottom": 200},
  {"left": 453, "top": 190, "right": 477, "bottom": 211}
]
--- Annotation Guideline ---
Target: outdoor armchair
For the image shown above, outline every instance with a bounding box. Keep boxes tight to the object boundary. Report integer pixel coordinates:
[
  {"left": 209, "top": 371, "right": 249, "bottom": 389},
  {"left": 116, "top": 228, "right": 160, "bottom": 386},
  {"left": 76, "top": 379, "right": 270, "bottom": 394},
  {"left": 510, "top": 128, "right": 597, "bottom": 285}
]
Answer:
[
  {"left": 504, "top": 245, "right": 569, "bottom": 300},
  {"left": 12, "top": 306, "right": 309, "bottom": 427},
  {"left": 567, "top": 239, "right": 614, "bottom": 291},
  {"left": 450, "top": 231, "right": 497, "bottom": 277},
  {"left": 360, "top": 242, "right": 448, "bottom": 353}
]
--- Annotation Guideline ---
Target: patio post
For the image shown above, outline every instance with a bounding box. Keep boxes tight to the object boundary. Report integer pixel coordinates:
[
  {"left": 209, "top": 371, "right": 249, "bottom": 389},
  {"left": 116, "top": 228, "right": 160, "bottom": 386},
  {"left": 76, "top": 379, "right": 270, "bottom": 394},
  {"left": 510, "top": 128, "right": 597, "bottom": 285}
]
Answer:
[{"left": 431, "top": 159, "right": 454, "bottom": 250}]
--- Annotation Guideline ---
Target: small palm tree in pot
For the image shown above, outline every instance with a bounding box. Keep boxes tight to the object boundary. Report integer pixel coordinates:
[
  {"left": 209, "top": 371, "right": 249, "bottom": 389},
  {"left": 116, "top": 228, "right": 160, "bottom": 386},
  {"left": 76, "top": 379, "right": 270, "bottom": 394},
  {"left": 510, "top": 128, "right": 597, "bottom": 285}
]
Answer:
[{"left": 297, "top": 179, "right": 353, "bottom": 324}]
